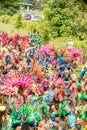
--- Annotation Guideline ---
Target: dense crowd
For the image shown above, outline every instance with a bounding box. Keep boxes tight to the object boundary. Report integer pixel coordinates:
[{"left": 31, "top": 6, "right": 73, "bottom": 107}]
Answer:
[{"left": 0, "top": 31, "right": 87, "bottom": 130}]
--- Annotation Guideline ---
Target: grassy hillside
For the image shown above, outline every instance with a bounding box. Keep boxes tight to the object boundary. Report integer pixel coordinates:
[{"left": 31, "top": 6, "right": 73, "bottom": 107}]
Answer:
[{"left": 0, "top": 22, "right": 27, "bottom": 36}]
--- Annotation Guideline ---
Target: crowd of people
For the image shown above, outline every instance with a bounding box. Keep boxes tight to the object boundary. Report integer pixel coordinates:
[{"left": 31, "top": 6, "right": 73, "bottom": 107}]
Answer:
[{"left": 0, "top": 31, "right": 87, "bottom": 130}]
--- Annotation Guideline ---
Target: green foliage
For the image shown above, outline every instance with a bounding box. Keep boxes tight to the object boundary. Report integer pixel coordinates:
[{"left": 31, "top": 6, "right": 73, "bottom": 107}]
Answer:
[
  {"left": 37, "top": 18, "right": 51, "bottom": 42},
  {"left": 44, "top": 0, "right": 87, "bottom": 39},
  {"left": 8, "top": 15, "right": 19, "bottom": 25},
  {"left": 0, "top": 15, "right": 10, "bottom": 24},
  {"left": 15, "top": 14, "right": 23, "bottom": 30},
  {"left": 0, "top": 0, "right": 19, "bottom": 16}
]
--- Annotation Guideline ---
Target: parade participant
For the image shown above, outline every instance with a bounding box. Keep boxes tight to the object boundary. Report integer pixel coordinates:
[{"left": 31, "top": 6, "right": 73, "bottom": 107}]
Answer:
[{"left": 17, "top": 85, "right": 25, "bottom": 110}]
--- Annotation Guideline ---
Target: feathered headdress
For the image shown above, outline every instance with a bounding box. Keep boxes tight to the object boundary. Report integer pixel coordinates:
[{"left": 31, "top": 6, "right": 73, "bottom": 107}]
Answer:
[
  {"left": 70, "top": 48, "right": 83, "bottom": 64},
  {"left": 79, "top": 110, "right": 87, "bottom": 123},
  {"left": 8, "top": 97, "right": 50, "bottom": 128},
  {"left": 4, "top": 72, "right": 33, "bottom": 89},
  {"left": 39, "top": 46, "right": 53, "bottom": 58},
  {"left": 2, "top": 72, "right": 34, "bottom": 96}
]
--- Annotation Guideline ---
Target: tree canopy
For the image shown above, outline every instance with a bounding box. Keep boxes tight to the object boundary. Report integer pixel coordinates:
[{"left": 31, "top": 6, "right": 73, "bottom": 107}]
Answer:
[
  {"left": 0, "top": 0, "right": 19, "bottom": 16},
  {"left": 44, "top": 0, "right": 87, "bottom": 39}
]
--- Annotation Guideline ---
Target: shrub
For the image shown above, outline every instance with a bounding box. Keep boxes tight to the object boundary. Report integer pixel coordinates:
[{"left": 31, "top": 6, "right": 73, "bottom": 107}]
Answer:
[
  {"left": 0, "top": 15, "right": 10, "bottom": 24},
  {"left": 15, "top": 14, "right": 23, "bottom": 30}
]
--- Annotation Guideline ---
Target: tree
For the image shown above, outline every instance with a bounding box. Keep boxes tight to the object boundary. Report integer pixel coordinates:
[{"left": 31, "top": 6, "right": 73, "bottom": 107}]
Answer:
[
  {"left": 44, "top": 0, "right": 87, "bottom": 38},
  {"left": 15, "top": 14, "right": 22, "bottom": 30},
  {"left": 0, "top": 0, "right": 20, "bottom": 16}
]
